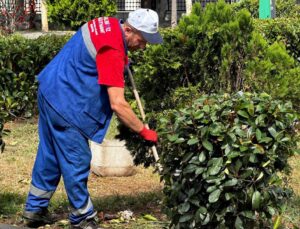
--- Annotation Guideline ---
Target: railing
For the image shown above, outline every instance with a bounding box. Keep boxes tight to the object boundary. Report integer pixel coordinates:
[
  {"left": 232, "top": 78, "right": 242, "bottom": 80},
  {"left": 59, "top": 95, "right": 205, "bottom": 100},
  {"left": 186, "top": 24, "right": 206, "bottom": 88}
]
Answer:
[{"left": 116, "top": 0, "right": 141, "bottom": 11}]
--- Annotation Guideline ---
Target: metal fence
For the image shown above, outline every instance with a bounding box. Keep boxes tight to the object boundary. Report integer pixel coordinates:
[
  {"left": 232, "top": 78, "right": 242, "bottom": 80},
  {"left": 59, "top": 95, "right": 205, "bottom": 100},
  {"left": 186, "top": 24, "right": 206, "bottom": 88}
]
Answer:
[
  {"left": 0, "top": 0, "right": 40, "bottom": 13},
  {"left": 116, "top": 0, "right": 141, "bottom": 11},
  {"left": 166, "top": 0, "right": 239, "bottom": 11}
]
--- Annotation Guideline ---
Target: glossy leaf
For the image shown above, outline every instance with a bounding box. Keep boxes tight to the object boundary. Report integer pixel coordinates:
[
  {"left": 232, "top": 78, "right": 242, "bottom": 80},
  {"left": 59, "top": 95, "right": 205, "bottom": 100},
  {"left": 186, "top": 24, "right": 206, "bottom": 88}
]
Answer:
[
  {"left": 252, "top": 191, "right": 261, "bottom": 210},
  {"left": 202, "top": 139, "right": 213, "bottom": 151},
  {"left": 209, "top": 189, "right": 221, "bottom": 203}
]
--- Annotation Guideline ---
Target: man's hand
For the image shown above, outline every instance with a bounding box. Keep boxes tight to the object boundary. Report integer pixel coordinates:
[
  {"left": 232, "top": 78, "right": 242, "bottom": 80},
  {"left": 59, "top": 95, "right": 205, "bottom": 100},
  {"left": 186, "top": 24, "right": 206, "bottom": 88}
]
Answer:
[{"left": 139, "top": 126, "right": 158, "bottom": 143}]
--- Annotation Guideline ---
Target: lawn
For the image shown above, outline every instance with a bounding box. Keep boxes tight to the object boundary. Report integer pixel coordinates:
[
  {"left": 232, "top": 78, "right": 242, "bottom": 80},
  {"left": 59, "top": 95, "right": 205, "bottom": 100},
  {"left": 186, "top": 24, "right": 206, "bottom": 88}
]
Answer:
[{"left": 0, "top": 119, "right": 299, "bottom": 228}]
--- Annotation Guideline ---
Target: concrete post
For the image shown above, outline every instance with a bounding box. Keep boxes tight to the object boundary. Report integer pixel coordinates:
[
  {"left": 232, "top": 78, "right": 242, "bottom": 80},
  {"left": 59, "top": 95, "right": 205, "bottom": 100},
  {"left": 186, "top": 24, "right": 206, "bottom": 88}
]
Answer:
[
  {"left": 41, "top": 0, "right": 48, "bottom": 32},
  {"left": 171, "top": 0, "right": 177, "bottom": 28},
  {"left": 186, "top": 0, "right": 193, "bottom": 15}
]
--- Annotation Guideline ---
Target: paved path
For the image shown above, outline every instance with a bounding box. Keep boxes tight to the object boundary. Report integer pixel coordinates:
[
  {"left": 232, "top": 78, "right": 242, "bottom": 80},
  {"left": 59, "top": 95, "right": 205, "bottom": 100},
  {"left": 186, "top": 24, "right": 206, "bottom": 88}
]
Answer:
[
  {"left": 17, "top": 30, "right": 74, "bottom": 39},
  {"left": 0, "top": 224, "right": 28, "bottom": 229}
]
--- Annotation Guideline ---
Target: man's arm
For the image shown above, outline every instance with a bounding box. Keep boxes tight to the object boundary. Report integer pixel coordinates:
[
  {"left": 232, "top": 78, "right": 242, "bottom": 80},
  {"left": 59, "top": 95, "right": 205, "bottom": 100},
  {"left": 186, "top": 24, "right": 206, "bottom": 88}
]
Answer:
[
  {"left": 107, "top": 86, "right": 157, "bottom": 142},
  {"left": 107, "top": 86, "right": 144, "bottom": 133}
]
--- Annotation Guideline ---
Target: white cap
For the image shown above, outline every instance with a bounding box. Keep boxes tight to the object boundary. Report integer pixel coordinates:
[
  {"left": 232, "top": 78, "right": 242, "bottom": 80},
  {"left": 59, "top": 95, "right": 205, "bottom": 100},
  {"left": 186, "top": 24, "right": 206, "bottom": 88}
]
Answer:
[{"left": 127, "top": 8, "right": 163, "bottom": 44}]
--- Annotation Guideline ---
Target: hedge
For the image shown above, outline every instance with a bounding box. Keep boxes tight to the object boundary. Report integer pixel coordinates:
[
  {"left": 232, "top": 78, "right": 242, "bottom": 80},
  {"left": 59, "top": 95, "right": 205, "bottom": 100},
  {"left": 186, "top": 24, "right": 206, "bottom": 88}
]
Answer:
[
  {"left": 0, "top": 34, "right": 70, "bottom": 152},
  {"left": 117, "top": 2, "right": 300, "bottom": 227},
  {"left": 158, "top": 92, "right": 299, "bottom": 228},
  {"left": 47, "top": 0, "right": 117, "bottom": 30}
]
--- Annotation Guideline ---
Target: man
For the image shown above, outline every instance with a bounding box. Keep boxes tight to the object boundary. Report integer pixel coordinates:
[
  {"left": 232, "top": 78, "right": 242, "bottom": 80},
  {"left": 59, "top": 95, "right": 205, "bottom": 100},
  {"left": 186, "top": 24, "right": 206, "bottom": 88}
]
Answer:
[{"left": 23, "top": 8, "right": 163, "bottom": 229}]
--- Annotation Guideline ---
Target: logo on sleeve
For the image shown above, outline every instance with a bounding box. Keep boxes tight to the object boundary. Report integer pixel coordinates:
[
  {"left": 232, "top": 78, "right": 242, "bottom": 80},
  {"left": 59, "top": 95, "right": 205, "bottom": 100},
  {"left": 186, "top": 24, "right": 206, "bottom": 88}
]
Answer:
[{"left": 90, "top": 17, "right": 112, "bottom": 36}]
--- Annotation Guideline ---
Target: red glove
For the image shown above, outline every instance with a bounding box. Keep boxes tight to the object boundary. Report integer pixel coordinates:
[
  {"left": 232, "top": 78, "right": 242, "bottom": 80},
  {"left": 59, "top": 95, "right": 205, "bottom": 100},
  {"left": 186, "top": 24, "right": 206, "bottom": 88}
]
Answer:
[{"left": 139, "top": 126, "right": 158, "bottom": 143}]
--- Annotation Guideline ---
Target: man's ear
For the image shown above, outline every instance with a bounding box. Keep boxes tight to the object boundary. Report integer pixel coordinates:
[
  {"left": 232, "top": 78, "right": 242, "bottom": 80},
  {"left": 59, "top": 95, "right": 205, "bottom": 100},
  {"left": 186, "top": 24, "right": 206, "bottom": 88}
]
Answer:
[{"left": 124, "top": 26, "right": 132, "bottom": 33}]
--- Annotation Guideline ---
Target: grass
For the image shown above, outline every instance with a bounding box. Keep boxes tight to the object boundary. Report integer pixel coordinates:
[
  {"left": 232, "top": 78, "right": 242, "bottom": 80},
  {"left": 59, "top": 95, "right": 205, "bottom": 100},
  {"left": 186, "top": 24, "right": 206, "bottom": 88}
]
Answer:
[
  {"left": 0, "top": 119, "right": 166, "bottom": 228},
  {"left": 0, "top": 118, "right": 300, "bottom": 228}
]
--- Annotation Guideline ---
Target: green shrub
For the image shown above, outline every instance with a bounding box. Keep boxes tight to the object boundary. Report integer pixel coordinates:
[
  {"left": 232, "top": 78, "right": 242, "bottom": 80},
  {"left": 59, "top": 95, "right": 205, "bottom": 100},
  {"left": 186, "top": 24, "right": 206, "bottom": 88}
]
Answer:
[
  {"left": 119, "top": 1, "right": 300, "bottom": 167},
  {"left": 158, "top": 92, "right": 299, "bottom": 228},
  {"left": 243, "top": 34, "right": 300, "bottom": 110},
  {"left": 0, "top": 34, "right": 70, "bottom": 150},
  {"left": 254, "top": 17, "right": 300, "bottom": 63},
  {"left": 47, "top": 0, "right": 117, "bottom": 30},
  {"left": 232, "top": 0, "right": 300, "bottom": 18},
  {"left": 128, "top": 1, "right": 300, "bottom": 113}
]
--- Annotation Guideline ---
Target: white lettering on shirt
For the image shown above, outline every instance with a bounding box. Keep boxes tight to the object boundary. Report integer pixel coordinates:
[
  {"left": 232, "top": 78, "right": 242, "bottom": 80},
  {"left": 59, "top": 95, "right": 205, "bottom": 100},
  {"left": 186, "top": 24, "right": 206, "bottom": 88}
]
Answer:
[
  {"left": 98, "top": 17, "right": 105, "bottom": 34},
  {"left": 104, "top": 17, "right": 111, "bottom": 32},
  {"left": 92, "top": 19, "right": 98, "bottom": 35}
]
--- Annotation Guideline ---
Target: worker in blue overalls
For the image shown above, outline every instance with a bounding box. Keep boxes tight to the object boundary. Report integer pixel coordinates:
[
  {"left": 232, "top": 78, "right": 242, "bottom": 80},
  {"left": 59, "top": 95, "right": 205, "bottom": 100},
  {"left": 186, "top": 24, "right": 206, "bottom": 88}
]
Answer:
[{"left": 23, "top": 8, "right": 163, "bottom": 229}]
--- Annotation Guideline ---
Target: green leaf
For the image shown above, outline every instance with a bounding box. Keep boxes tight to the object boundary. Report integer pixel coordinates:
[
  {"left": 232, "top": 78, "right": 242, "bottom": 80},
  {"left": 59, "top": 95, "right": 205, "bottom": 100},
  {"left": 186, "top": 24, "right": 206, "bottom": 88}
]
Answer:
[
  {"left": 252, "top": 191, "right": 261, "bottom": 210},
  {"left": 280, "top": 137, "right": 290, "bottom": 142},
  {"left": 198, "top": 152, "right": 206, "bottom": 163},
  {"left": 203, "top": 105, "right": 210, "bottom": 113},
  {"left": 195, "top": 167, "right": 205, "bottom": 175},
  {"left": 267, "top": 206, "right": 276, "bottom": 216},
  {"left": 175, "top": 137, "right": 185, "bottom": 144},
  {"left": 208, "top": 158, "right": 223, "bottom": 175},
  {"left": 202, "top": 213, "right": 210, "bottom": 225},
  {"left": 237, "top": 110, "right": 249, "bottom": 119},
  {"left": 249, "top": 154, "right": 258, "bottom": 163},
  {"left": 201, "top": 126, "right": 208, "bottom": 138},
  {"left": 208, "top": 189, "right": 221, "bottom": 203},
  {"left": 183, "top": 164, "right": 198, "bottom": 174},
  {"left": 259, "top": 137, "right": 273, "bottom": 143},
  {"left": 240, "top": 211, "right": 255, "bottom": 220},
  {"left": 194, "top": 110, "right": 204, "bottom": 119},
  {"left": 170, "top": 61, "right": 182, "bottom": 69},
  {"left": 187, "top": 138, "right": 199, "bottom": 145},
  {"left": 240, "top": 169, "right": 253, "bottom": 179},
  {"left": 179, "top": 214, "right": 194, "bottom": 223},
  {"left": 228, "top": 133, "right": 237, "bottom": 142},
  {"left": 225, "top": 193, "right": 233, "bottom": 201},
  {"left": 223, "top": 178, "right": 238, "bottom": 187},
  {"left": 234, "top": 216, "right": 244, "bottom": 229},
  {"left": 255, "top": 172, "right": 264, "bottom": 181},
  {"left": 178, "top": 202, "right": 190, "bottom": 214},
  {"left": 255, "top": 128, "right": 262, "bottom": 141},
  {"left": 196, "top": 206, "right": 207, "bottom": 214},
  {"left": 143, "top": 214, "right": 157, "bottom": 221},
  {"left": 253, "top": 144, "right": 265, "bottom": 154},
  {"left": 207, "top": 185, "right": 217, "bottom": 193},
  {"left": 247, "top": 103, "right": 255, "bottom": 116},
  {"left": 167, "top": 134, "right": 179, "bottom": 142},
  {"left": 202, "top": 139, "right": 213, "bottom": 151},
  {"left": 227, "top": 151, "right": 240, "bottom": 159},
  {"left": 268, "top": 127, "right": 277, "bottom": 138}
]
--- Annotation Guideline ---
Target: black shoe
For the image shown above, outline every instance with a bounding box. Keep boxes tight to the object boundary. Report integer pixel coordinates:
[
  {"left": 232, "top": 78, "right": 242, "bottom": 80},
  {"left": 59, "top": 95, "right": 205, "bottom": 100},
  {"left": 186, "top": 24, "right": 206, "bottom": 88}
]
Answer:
[
  {"left": 71, "top": 212, "right": 102, "bottom": 229},
  {"left": 23, "top": 208, "right": 55, "bottom": 227}
]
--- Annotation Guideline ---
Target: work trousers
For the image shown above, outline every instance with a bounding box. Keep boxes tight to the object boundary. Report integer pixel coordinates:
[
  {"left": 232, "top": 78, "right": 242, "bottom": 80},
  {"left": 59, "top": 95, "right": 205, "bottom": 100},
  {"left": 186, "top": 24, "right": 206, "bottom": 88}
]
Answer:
[{"left": 25, "top": 90, "right": 94, "bottom": 224}]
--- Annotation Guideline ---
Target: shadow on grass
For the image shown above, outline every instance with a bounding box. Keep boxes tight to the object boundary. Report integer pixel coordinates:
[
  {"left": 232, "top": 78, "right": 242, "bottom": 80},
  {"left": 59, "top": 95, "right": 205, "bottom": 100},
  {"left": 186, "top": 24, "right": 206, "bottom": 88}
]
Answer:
[
  {"left": 0, "top": 190, "right": 164, "bottom": 215},
  {"left": 283, "top": 194, "right": 300, "bottom": 228},
  {"left": 49, "top": 190, "right": 164, "bottom": 216},
  {"left": 0, "top": 192, "right": 26, "bottom": 216}
]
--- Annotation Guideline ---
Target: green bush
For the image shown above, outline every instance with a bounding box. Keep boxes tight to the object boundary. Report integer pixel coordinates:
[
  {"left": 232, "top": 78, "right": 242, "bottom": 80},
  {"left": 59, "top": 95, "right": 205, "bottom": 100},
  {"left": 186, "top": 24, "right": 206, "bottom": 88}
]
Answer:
[
  {"left": 128, "top": 1, "right": 300, "bottom": 114},
  {"left": 232, "top": 0, "right": 300, "bottom": 18},
  {"left": 254, "top": 17, "right": 300, "bottom": 63},
  {"left": 117, "top": 2, "right": 300, "bottom": 227},
  {"left": 47, "top": 0, "right": 117, "bottom": 30},
  {"left": 119, "top": 1, "right": 300, "bottom": 167},
  {"left": 158, "top": 92, "right": 299, "bottom": 228},
  {"left": 0, "top": 34, "right": 70, "bottom": 151}
]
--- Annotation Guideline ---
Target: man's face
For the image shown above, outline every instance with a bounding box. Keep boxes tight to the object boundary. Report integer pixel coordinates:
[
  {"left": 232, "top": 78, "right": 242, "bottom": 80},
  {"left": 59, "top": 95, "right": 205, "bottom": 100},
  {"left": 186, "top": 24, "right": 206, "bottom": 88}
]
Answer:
[{"left": 125, "top": 27, "right": 147, "bottom": 52}]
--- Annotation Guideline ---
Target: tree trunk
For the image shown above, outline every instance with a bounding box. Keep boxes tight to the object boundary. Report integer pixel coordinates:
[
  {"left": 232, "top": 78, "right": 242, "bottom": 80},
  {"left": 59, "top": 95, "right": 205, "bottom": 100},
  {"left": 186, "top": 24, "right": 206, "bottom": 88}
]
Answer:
[
  {"left": 171, "top": 0, "right": 177, "bottom": 28},
  {"left": 185, "top": 0, "right": 193, "bottom": 15}
]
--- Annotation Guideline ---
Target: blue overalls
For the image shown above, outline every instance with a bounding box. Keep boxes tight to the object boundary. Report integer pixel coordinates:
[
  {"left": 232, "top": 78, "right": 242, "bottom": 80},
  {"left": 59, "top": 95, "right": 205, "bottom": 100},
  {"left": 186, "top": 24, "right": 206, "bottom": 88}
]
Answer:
[{"left": 25, "top": 18, "right": 125, "bottom": 224}]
